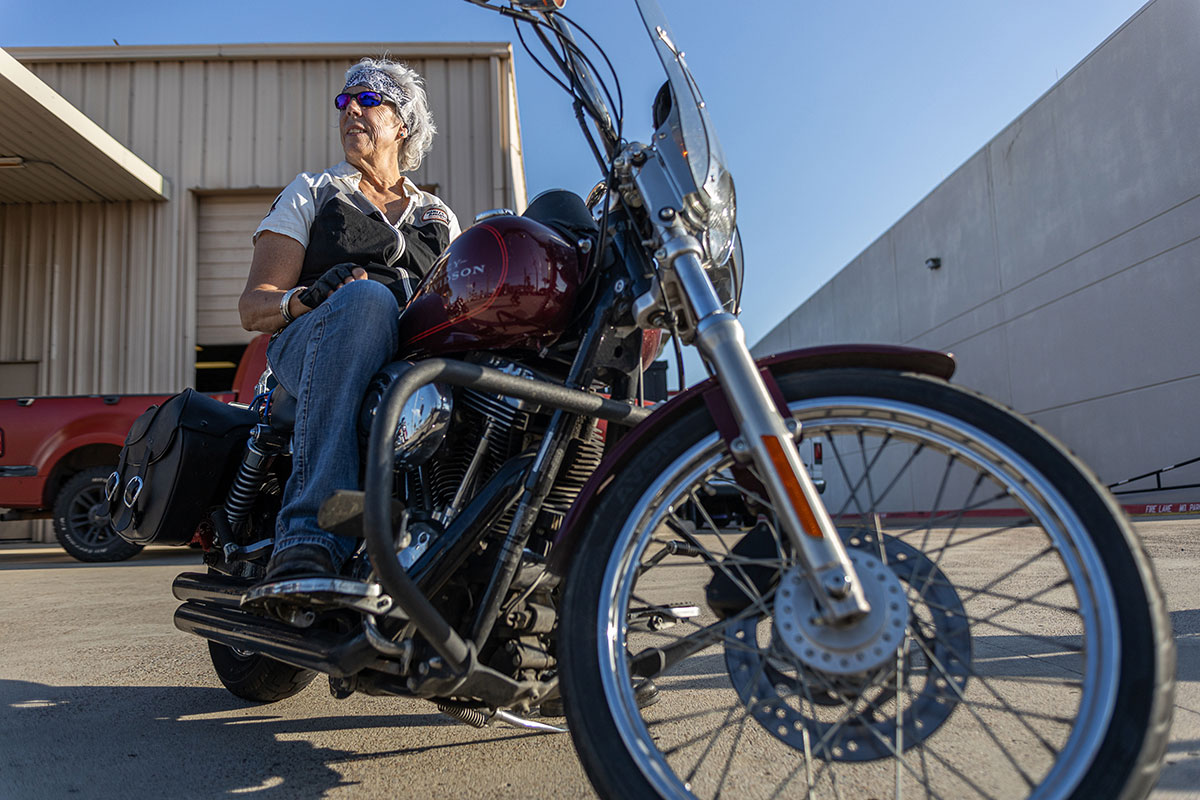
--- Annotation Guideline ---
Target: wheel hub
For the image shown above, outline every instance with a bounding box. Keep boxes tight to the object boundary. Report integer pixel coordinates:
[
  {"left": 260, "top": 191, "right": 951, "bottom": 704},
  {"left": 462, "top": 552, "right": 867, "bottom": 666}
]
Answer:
[
  {"left": 724, "top": 531, "right": 973, "bottom": 762},
  {"left": 774, "top": 549, "right": 908, "bottom": 676},
  {"left": 87, "top": 501, "right": 110, "bottom": 528}
]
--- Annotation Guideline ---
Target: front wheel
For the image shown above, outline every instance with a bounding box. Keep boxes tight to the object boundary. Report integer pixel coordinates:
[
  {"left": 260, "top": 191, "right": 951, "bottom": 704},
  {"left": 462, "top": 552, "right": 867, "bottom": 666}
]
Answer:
[{"left": 560, "top": 368, "right": 1173, "bottom": 800}]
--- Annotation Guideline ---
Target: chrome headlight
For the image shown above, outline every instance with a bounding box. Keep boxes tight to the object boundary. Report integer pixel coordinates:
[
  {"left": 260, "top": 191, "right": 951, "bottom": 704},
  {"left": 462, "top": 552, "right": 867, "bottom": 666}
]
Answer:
[
  {"left": 359, "top": 364, "right": 453, "bottom": 468},
  {"left": 683, "top": 167, "right": 737, "bottom": 268},
  {"left": 680, "top": 167, "right": 739, "bottom": 313},
  {"left": 701, "top": 168, "right": 737, "bottom": 267}
]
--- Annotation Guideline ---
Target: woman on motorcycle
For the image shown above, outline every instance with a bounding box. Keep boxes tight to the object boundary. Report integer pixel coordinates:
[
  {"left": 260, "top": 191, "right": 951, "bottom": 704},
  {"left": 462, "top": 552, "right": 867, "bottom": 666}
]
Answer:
[{"left": 237, "top": 58, "right": 460, "bottom": 590}]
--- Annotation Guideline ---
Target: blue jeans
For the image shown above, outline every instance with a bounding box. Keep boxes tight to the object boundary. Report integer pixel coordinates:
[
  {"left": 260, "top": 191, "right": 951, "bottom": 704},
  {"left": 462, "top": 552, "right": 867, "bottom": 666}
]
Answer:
[{"left": 266, "top": 280, "right": 400, "bottom": 568}]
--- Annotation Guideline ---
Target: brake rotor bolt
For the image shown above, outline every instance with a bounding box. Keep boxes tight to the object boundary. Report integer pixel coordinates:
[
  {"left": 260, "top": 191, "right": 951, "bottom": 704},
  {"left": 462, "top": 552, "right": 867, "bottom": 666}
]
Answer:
[{"left": 823, "top": 573, "right": 853, "bottom": 599}]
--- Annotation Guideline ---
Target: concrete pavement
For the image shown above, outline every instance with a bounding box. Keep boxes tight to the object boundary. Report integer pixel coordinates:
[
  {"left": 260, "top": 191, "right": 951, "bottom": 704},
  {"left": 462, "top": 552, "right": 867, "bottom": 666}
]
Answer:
[{"left": 0, "top": 518, "right": 1197, "bottom": 799}]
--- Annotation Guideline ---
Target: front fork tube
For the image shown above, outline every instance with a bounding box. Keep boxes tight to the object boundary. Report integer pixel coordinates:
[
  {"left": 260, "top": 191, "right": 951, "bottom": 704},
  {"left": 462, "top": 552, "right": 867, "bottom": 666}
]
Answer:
[{"left": 669, "top": 241, "right": 870, "bottom": 623}]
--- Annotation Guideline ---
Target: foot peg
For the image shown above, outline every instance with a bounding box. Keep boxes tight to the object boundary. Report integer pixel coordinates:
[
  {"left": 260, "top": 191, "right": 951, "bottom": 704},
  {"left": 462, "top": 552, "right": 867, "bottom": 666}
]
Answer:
[{"left": 241, "top": 577, "right": 395, "bottom": 624}]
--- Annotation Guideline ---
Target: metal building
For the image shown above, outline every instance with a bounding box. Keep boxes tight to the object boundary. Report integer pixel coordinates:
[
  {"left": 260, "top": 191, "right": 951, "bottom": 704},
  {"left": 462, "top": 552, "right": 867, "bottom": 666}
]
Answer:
[
  {"left": 0, "top": 42, "right": 525, "bottom": 541},
  {"left": 0, "top": 41, "right": 525, "bottom": 397},
  {"left": 752, "top": 0, "right": 1200, "bottom": 511}
]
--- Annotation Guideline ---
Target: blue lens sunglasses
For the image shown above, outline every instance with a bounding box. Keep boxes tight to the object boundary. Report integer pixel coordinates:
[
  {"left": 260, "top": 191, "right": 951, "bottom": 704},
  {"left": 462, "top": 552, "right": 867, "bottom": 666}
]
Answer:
[{"left": 334, "top": 91, "right": 385, "bottom": 111}]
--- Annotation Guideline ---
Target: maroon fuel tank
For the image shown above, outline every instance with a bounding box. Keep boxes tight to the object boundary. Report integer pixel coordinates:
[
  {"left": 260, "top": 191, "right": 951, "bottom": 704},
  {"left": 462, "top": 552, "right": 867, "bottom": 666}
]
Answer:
[{"left": 397, "top": 215, "right": 583, "bottom": 356}]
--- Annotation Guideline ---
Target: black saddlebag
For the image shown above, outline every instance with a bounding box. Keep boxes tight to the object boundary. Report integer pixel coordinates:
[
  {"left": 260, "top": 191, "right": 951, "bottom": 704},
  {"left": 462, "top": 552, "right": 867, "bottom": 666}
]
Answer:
[{"left": 107, "top": 389, "right": 257, "bottom": 545}]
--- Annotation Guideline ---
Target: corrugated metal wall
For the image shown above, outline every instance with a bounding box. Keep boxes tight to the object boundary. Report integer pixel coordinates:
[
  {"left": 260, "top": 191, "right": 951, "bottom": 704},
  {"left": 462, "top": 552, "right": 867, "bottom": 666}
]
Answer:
[
  {"left": 0, "top": 201, "right": 158, "bottom": 394},
  {"left": 0, "top": 45, "right": 523, "bottom": 397},
  {"left": 195, "top": 192, "right": 278, "bottom": 347}
]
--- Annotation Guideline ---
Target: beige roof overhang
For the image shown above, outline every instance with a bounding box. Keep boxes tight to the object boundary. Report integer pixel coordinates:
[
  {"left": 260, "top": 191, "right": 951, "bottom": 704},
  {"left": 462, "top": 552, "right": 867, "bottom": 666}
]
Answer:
[{"left": 0, "top": 47, "right": 167, "bottom": 204}]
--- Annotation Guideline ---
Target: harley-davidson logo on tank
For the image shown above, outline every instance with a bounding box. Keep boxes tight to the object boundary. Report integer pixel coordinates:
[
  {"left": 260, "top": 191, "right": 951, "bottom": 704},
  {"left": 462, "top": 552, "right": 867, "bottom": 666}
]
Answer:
[{"left": 397, "top": 215, "right": 582, "bottom": 357}]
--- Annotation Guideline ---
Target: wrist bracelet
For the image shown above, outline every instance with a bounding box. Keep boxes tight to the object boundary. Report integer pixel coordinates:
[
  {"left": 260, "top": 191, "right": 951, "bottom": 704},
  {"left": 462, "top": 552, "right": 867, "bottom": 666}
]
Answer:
[{"left": 280, "top": 286, "right": 305, "bottom": 324}]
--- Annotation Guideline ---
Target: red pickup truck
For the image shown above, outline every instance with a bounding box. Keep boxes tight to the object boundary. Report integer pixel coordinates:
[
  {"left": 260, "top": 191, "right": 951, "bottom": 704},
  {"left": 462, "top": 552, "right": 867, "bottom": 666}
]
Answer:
[{"left": 0, "top": 336, "right": 267, "bottom": 561}]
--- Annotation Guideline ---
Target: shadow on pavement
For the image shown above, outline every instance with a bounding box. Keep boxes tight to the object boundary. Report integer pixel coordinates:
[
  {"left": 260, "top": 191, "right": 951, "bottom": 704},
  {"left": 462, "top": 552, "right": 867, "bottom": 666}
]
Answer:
[
  {"left": 0, "top": 679, "right": 349, "bottom": 799},
  {"left": 1156, "top": 736, "right": 1200, "bottom": 792},
  {"left": 1171, "top": 608, "right": 1200, "bottom": 683},
  {"left": 0, "top": 546, "right": 196, "bottom": 571},
  {"left": 0, "top": 678, "right": 501, "bottom": 799}
]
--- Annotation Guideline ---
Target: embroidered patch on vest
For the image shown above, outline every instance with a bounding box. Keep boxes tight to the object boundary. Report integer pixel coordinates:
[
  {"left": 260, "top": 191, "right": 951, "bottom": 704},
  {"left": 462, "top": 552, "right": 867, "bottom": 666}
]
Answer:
[{"left": 421, "top": 207, "right": 451, "bottom": 225}]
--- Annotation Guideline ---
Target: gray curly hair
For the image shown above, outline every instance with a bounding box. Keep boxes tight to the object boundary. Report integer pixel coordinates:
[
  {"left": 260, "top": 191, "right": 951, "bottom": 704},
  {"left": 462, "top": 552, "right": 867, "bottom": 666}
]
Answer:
[{"left": 341, "top": 58, "right": 436, "bottom": 173}]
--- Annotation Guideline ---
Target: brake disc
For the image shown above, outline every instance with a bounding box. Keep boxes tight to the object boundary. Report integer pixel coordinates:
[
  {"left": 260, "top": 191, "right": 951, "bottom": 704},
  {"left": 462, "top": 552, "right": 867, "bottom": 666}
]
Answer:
[{"left": 725, "top": 531, "right": 971, "bottom": 762}]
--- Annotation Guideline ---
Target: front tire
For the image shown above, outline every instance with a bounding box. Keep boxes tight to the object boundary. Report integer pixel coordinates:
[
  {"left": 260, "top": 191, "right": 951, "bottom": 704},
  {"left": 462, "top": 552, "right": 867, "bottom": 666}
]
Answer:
[
  {"left": 53, "top": 466, "right": 144, "bottom": 562},
  {"left": 560, "top": 368, "right": 1173, "bottom": 800}
]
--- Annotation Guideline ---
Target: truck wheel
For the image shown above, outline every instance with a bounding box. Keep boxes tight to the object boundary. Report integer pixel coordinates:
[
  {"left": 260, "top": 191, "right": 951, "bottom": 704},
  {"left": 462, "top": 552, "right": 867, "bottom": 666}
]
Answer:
[{"left": 53, "top": 466, "right": 144, "bottom": 562}]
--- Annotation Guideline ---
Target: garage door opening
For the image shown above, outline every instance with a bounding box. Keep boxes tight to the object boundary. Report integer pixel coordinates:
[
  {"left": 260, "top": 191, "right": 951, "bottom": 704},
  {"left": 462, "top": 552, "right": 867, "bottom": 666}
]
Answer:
[
  {"left": 195, "top": 191, "right": 277, "bottom": 389},
  {"left": 195, "top": 343, "right": 249, "bottom": 392}
]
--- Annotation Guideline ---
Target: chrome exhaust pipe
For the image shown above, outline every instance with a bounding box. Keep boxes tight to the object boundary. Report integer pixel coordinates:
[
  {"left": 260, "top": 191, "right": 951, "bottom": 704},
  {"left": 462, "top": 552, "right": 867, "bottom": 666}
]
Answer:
[
  {"left": 172, "top": 571, "right": 249, "bottom": 607},
  {"left": 173, "top": 599, "right": 378, "bottom": 677}
]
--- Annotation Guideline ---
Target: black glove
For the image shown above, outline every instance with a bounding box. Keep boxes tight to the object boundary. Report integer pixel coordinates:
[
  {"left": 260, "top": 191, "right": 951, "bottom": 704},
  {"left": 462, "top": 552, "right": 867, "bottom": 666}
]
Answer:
[{"left": 297, "top": 264, "right": 355, "bottom": 309}]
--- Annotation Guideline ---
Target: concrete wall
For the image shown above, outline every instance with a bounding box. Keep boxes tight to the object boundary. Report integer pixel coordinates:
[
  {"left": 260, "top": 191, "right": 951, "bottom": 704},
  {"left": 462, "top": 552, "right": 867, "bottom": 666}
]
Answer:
[{"left": 752, "top": 0, "right": 1200, "bottom": 501}]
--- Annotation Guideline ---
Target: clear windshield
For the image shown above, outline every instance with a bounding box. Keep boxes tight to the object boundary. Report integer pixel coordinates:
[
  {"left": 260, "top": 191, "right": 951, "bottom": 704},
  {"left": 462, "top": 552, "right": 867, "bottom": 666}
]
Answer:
[{"left": 635, "top": 0, "right": 729, "bottom": 204}]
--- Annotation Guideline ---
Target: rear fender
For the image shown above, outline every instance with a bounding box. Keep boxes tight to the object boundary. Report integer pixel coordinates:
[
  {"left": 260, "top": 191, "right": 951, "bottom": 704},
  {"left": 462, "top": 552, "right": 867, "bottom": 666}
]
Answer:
[{"left": 546, "top": 344, "right": 955, "bottom": 575}]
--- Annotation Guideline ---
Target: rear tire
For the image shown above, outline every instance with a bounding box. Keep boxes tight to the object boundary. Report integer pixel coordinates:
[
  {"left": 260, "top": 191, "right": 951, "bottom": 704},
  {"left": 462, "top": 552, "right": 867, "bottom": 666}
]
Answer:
[
  {"left": 560, "top": 367, "right": 1173, "bottom": 799},
  {"left": 53, "top": 466, "right": 144, "bottom": 562},
  {"left": 207, "top": 640, "right": 317, "bottom": 703}
]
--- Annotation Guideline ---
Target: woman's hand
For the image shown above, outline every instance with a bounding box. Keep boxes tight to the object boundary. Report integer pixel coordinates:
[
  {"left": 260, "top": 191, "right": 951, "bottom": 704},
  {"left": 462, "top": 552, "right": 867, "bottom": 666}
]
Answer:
[
  {"left": 297, "top": 265, "right": 368, "bottom": 309},
  {"left": 239, "top": 231, "right": 369, "bottom": 333}
]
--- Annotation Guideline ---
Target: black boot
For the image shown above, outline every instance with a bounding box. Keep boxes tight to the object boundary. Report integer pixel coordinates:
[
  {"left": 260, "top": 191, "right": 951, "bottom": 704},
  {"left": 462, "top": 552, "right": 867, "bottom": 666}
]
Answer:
[
  {"left": 704, "top": 520, "right": 783, "bottom": 619},
  {"left": 241, "top": 544, "right": 340, "bottom": 624},
  {"left": 262, "top": 543, "right": 337, "bottom": 581}
]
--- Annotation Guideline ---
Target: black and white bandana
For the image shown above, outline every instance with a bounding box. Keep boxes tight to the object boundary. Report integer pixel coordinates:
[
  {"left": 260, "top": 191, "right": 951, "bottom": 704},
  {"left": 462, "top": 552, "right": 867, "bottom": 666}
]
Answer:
[{"left": 342, "top": 67, "right": 410, "bottom": 119}]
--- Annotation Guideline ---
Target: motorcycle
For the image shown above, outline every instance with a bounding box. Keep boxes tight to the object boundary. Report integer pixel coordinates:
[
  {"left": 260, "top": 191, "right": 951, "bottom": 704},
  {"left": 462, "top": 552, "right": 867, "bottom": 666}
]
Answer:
[{"left": 128, "top": 1, "right": 1175, "bottom": 797}]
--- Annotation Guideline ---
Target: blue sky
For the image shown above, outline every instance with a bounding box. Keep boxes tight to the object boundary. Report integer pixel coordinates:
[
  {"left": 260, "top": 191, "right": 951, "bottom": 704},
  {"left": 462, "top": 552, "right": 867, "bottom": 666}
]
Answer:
[{"left": 4, "top": 0, "right": 1149, "bottom": 383}]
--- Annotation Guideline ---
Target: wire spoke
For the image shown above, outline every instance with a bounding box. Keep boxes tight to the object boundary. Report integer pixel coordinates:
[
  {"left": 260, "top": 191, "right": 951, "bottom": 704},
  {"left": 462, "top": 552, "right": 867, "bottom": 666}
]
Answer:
[
  {"left": 683, "top": 701, "right": 745, "bottom": 789},
  {"left": 936, "top": 577, "right": 1078, "bottom": 622},
  {"left": 915, "top": 453, "right": 959, "bottom": 556},
  {"left": 657, "top": 651, "right": 778, "bottom": 759},
  {"left": 919, "top": 599, "right": 1085, "bottom": 660},
  {"left": 902, "top": 518, "right": 1039, "bottom": 556},
  {"left": 826, "top": 431, "right": 893, "bottom": 520},
  {"left": 914, "top": 633, "right": 1069, "bottom": 763},
  {"left": 966, "top": 545, "right": 1059, "bottom": 597},
  {"left": 916, "top": 472, "right": 991, "bottom": 597},
  {"left": 625, "top": 594, "right": 774, "bottom": 664},
  {"left": 817, "top": 675, "right": 933, "bottom": 792},
  {"left": 911, "top": 737, "right": 1005, "bottom": 800},
  {"left": 657, "top": 517, "right": 778, "bottom": 621},
  {"left": 642, "top": 701, "right": 750, "bottom": 731},
  {"left": 710, "top": 714, "right": 751, "bottom": 800}
]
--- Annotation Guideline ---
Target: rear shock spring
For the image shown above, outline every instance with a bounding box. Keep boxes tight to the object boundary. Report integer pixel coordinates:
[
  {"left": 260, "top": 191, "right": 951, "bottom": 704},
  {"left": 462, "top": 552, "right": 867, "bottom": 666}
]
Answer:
[{"left": 225, "top": 425, "right": 284, "bottom": 534}]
